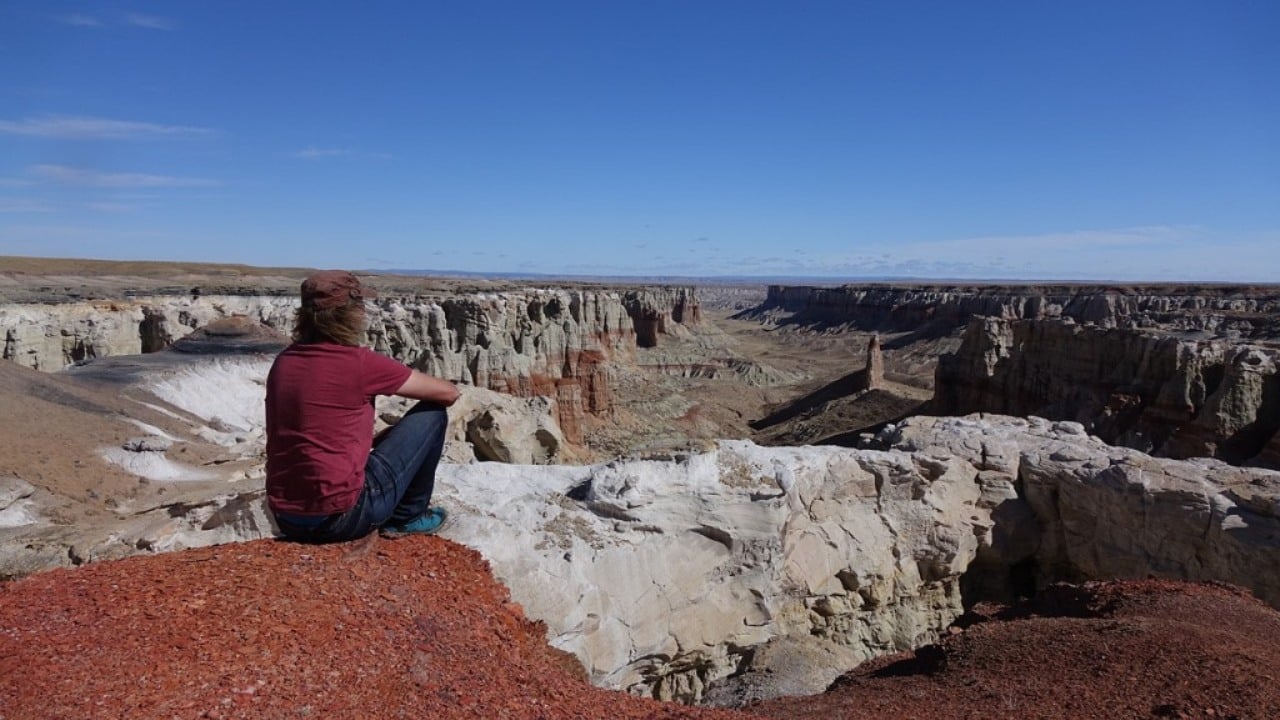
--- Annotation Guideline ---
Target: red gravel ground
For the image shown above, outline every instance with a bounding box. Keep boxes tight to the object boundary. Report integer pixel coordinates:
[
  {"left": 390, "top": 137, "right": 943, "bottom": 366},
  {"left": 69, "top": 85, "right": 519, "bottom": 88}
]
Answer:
[
  {"left": 750, "top": 580, "right": 1280, "bottom": 720},
  {"left": 0, "top": 536, "right": 749, "bottom": 720},
  {"left": 4, "top": 538, "right": 1280, "bottom": 720}
]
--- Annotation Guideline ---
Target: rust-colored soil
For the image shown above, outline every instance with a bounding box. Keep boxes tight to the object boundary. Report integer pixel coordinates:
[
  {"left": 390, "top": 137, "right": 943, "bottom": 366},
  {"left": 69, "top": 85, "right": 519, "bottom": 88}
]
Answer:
[
  {"left": 5, "top": 539, "right": 1279, "bottom": 720},
  {"left": 751, "top": 579, "right": 1280, "bottom": 720},
  {"left": 0, "top": 536, "right": 749, "bottom": 720}
]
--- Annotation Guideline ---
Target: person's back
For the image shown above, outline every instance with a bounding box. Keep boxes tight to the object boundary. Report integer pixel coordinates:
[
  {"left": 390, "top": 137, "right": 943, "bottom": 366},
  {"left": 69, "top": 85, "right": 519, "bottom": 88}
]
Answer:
[
  {"left": 265, "top": 270, "right": 460, "bottom": 542},
  {"left": 266, "top": 342, "right": 411, "bottom": 516}
]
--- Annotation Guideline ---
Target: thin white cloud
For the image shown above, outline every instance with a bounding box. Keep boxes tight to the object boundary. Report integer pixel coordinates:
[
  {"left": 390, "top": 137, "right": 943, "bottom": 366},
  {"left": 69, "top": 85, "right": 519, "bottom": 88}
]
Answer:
[
  {"left": 0, "top": 115, "right": 212, "bottom": 140},
  {"left": 295, "top": 146, "right": 352, "bottom": 159},
  {"left": 124, "top": 13, "right": 174, "bottom": 30},
  {"left": 57, "top": 14, "right": 102, "bottom": 27},
  {"left": 86, "top": 202, "right": 137, "bottom": 214},
  {"left": 0, "top": 199, "right": 54, "bottom": 213},
  {"left": 30, "top": 164, "right": 219, "bottom": 188},
  {"left": 293, "top": 146, "right": 391, "bottom": 160},
  {"left": 0, "top": 178, "right": 35, "bottom": 188}
]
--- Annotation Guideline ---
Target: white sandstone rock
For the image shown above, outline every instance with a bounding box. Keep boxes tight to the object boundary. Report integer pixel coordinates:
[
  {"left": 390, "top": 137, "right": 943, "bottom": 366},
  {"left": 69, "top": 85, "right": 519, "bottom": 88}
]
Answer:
[{"left": 436, "top": 440, "right": 986, "bottom": 701}]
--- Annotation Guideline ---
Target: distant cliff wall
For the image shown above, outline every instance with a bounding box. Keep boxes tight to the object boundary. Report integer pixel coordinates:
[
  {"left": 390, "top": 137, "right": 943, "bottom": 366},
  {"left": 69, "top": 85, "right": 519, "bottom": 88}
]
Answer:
[
  {"left": 753, "top": 284, "right": 1280, "bottom": 337},
  {"left": 0, "top": 287, "right": 701, "bottom": 441},
  {"left": 932, "top": 316, "right": 1280, "bottom": 468},
  {"left": 0, "top": 296, "right": 298, "bottom": 371}
]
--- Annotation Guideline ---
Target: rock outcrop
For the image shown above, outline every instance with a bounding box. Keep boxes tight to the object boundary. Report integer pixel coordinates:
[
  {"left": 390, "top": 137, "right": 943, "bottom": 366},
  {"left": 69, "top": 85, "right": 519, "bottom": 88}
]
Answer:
[
  {"left": 882, "top": 414, "right": 1280, "bottom": 608},
  {"left": 370, "top": 290, "right": 643, "bottom": 439},
  {"left": 933, "top": 317, "right": 1280, "bottom": 468},
  {"left": 748, "top": 284, "right": 1280, "bottom": 337},
  {"left": 865, "top": 334, "right": 884, "bottom": 390},
  {"left": 1, "top": 287, "right": 701, "bottom": 439},
  {"left": 622, "top": 287, "right": 700, "bottom": 347},
  {"left": 692, "top": 285, "right": 768, "bottom": 312},
  {"left": 0, "top": 295, "right": 298, "bottom": 370},
  {"left": 442, "top": 442, "right": 986, "bottom": 702}
]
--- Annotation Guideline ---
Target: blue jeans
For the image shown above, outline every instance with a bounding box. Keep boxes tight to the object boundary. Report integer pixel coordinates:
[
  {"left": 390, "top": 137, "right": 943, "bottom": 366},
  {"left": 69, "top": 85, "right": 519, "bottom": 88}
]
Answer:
[{"left": 275, "top": 401, "right": 448, "bottom": 542}]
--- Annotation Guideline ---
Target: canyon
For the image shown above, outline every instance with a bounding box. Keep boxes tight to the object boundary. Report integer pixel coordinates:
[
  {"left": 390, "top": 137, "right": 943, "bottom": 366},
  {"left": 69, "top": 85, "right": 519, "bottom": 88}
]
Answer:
[{"left": 2, "top": 260, "right": 1280, "bottom": 716}]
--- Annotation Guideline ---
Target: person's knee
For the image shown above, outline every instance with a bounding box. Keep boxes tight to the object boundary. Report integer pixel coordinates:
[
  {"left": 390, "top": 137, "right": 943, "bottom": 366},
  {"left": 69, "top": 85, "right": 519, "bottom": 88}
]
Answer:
[
  {"left": 408, "top": 400, "right": 448, "bottom": 416},
  {"left": 399, "top": 403, "right": 448, "bottom": 440}
]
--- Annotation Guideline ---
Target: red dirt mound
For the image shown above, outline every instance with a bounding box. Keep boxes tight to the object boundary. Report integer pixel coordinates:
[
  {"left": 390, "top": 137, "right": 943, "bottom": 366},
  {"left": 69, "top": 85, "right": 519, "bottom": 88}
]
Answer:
[
  {"left": 5, "top": 538, "right": 1280, "bottom": 720},
  {"left": 749, "top": 579, "right": 1280, "bottom": 720},
  {"left": 0, "top": 536, "right": 749, "bottom": 720}
]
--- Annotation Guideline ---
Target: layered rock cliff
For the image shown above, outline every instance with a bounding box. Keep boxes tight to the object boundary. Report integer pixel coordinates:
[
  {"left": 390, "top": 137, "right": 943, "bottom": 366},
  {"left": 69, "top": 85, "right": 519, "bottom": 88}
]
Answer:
[
  {"left": 933, "top": 317, "right": 1280, "bottom": 468},
  {"left": 0, "top": 286, "right": 701, "bottom": 441},
  {"left": 0, "top": 295, "right": 297, "bottom": 370},
  {"left": 750, "top": 284, "right": 1280, "bottom": 337}
]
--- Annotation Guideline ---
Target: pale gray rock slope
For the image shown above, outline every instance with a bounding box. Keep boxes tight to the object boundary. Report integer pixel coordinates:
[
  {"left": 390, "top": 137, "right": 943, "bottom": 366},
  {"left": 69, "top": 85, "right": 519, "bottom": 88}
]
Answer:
[
  {"left": 439, "top": 441, "right": 984, "bottom": 702},
  {"left": 933, "top": 317, "right": 1280, "bottom": 468},
  {"left": 885, "top": 414, "right": 1280, "bottom": 607}
]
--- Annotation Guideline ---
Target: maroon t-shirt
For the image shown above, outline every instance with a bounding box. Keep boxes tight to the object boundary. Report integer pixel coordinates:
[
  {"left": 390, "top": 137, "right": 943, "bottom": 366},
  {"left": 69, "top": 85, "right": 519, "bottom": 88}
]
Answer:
[{"left": 265, "top": 343, "right": 412, "bottom": 515}]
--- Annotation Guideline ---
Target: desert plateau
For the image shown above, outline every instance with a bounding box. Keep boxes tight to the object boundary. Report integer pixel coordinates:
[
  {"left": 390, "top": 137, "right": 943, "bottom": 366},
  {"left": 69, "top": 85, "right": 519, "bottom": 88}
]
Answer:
[{"left": 1, "top": 257, "right": 1279, "bottom": 719}]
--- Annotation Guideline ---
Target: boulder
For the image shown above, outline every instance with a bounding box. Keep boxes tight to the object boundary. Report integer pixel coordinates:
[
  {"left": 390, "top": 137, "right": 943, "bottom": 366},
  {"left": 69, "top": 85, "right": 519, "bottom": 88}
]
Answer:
[{"left": 438, "top": 441, "right": 987, "bottom": 702}]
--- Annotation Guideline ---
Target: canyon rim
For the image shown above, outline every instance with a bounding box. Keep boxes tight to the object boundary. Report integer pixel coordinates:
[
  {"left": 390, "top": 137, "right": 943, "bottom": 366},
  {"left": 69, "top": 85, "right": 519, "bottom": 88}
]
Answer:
[{"left": 2, "top": 259, "right": 1279, "bottom": 717}]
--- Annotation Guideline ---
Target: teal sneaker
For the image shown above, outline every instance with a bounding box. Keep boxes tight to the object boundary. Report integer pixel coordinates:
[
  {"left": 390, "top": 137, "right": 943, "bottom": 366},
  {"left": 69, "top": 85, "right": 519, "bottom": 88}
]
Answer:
[{"left": 381, "top": 507, "right": 448, "bottom": 537}]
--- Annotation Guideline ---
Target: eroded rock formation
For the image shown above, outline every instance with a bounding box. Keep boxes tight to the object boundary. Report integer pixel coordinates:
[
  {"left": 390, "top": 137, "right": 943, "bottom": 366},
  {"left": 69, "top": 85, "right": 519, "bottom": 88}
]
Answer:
[
  {"left": 622, "top": 287, "right": 700, "bottom": 347},
  {"left": 933, "top": 317, "right": 1280, "bottom": 468},
  {"left": 0, "top": 295, "right": 297, "bottom": 370},
  {"left": 369, "top": 289, "right": 694, "bottom": 437},
  {"left": 882, "top": 414, "right": 1280, "bottom": 607},
  {"left": 750, "top": 284, "right": 1280, "bottom": 337},
  {"left": 865, "top": 334, "right": 884, "bottom": 390},
  {"left": 1, "top": 287, "right": 700, "bottom": 439}
]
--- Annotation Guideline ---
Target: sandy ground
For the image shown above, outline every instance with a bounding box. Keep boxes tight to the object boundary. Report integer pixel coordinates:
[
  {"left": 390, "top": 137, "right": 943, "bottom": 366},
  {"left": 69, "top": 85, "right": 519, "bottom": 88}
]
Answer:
[{"left": 0, "top": 359, "right": 241, "bottom": 524}]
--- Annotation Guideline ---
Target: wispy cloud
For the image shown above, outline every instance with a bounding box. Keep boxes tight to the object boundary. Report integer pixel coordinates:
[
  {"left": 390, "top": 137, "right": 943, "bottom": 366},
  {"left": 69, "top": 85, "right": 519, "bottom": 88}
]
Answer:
[
  {"left": 54, "top": 12, "right": 174, "bottom": 30},
  {"left": 124, "top": 13, "right": 174, "bottom": 30},
  {"left": 57, "top": 14, "right": 102, "bottom": 27},
  {"left": 293, "top": 146, "right": 392, "bottom": 160},
  {"left": 0, "top": 178, "right": 35, "bottom": 188},
  {"left": 295, "top": 146, "right": 352, "bottom": 159},
  {"left": 0, "top": 115, "right": 211, "bottom": 140},
  {"left": 0, "top": 199, "right": 54, "bottom": 213},
  {"left": 86, "top": 202, "right": 137, "bottom": 214},
  {"left": 31, "top": 164, "right": 219, "bottom": 188}
]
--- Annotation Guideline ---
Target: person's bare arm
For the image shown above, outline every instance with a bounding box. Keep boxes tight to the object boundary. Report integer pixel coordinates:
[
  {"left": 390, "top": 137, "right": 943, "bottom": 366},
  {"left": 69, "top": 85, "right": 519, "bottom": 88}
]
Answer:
[{"left": 394, "top": 370, "right": 461, "bottom": 406}]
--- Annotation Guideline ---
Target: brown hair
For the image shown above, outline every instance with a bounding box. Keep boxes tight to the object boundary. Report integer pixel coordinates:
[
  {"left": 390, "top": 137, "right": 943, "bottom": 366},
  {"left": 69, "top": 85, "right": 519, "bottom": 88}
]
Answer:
[{"left": 292, "top": 299, "right": 366, "bottom": 346}]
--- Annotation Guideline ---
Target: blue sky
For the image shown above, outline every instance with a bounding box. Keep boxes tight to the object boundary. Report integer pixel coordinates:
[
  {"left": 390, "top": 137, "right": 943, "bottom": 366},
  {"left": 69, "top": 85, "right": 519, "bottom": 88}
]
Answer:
[{"left": 1, "top": 1, "right": 1277, "bottom": 280}]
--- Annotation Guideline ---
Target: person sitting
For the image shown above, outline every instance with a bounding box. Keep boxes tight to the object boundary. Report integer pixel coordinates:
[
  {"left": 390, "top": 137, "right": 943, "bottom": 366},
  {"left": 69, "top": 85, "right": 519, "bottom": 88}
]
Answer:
[{"left": 265, "top": 270, "right": 460, "bottom": 541}]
